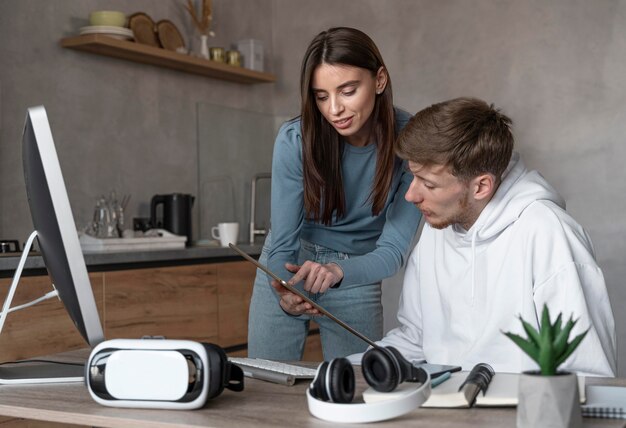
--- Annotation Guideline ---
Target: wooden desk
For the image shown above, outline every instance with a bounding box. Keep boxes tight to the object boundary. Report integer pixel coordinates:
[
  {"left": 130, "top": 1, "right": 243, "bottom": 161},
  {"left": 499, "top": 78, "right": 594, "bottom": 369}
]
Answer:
[{"left": 0, "top": 352, "right": 624, "bottom": 428}]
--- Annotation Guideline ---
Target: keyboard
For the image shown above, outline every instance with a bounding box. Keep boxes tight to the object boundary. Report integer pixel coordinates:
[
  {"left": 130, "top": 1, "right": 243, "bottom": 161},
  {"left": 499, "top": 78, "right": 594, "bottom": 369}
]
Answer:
[{"left": 229, "top": 357, "right": 318, "bottom": 386}]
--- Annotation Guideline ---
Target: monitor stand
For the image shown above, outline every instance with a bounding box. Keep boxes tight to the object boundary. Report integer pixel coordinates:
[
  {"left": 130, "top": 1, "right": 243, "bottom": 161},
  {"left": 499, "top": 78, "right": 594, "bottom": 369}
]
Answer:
[
  {"left": 0, "top": 231, "right": 84, "bottom": 384},
  {"left": 0, "top": 362, "right": 84, "bottom": 384}
]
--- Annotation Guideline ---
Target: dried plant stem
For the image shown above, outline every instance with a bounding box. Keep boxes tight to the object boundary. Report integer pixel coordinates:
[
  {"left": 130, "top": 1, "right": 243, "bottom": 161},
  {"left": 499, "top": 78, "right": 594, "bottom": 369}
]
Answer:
[{"left": 184, "top": 0, "right": 213, "bottom": 35}]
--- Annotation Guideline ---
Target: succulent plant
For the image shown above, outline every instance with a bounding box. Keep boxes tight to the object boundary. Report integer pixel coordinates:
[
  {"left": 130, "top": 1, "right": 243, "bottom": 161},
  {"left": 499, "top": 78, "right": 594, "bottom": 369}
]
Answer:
[{"left": 503, "top": 304, "right": 589, "bottom": 376}]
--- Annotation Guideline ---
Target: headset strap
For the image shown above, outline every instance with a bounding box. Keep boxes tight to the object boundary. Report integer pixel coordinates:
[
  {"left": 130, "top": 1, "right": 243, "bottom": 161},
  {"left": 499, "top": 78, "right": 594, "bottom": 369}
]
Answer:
[{"left": 225, "top": 362, "right": 244, "bottom": 392}]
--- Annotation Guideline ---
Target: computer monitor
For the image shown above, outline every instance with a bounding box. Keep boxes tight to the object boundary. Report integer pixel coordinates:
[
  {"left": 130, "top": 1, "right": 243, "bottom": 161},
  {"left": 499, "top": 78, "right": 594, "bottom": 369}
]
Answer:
[{"left": 0, "top": 106, "right": 105, "bottom": 383}]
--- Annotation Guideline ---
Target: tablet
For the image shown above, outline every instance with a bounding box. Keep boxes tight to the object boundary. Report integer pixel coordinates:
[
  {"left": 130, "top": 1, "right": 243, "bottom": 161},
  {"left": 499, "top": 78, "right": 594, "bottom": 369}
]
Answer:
[
  {"left": 229, "top": 243, "right": 378, "bottom": 349},
  {"left": 417, "top": 363, "right": 462, "bottom": 378}
]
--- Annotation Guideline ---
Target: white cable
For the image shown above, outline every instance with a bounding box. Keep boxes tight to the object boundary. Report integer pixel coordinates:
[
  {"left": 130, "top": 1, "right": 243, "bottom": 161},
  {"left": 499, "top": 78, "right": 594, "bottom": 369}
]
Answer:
[
  {"left": 0, "top": 231, "right": 38, "bottom": 336},
  {"left": 0, "top": 288, "right": 59, "bottom": 316}
]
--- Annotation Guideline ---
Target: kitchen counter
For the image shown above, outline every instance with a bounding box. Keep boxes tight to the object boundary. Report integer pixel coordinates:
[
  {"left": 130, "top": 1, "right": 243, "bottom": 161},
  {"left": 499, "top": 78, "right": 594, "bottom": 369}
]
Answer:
[
  {"left": 0, "top": 242, "right": 284, "bottom": 362},
  {"left": 0, "top": 243, "right": 263, "bottom": 277}
]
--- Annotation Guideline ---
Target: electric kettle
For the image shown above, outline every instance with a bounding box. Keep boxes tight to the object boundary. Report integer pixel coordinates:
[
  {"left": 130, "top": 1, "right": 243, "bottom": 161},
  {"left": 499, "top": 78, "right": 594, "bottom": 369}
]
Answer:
[{"left": 150, "top": 193, "right": 195, "bottom": 245}]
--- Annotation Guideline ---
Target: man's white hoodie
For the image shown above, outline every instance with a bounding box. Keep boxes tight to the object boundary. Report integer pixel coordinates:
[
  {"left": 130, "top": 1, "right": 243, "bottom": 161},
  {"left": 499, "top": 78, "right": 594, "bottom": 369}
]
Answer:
[{"left": 369, "top": 153, "right": 616, "bottom": 376}]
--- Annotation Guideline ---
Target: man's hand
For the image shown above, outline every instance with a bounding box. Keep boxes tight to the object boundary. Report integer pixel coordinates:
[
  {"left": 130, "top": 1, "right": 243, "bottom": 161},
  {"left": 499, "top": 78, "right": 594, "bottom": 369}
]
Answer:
[
  {"left": 271, "top": 280, "right": 320, "bottom": 316},
  {"left": 285, "top": 261, "right": 344, "bottom": 293}
]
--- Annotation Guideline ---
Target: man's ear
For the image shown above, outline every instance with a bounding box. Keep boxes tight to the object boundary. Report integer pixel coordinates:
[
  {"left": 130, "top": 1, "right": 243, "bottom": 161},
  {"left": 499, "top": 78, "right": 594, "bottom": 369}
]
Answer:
[{"left": 471, "top": 174, "right": 496, "bottom": 201}]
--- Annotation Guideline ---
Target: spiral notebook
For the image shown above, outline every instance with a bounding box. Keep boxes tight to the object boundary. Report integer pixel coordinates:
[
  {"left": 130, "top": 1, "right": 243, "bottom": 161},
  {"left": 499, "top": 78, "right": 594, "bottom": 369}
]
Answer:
[
  {"left": 423, "top": 366, "right": 586, "bottom": 408},
  {"left": 423, "top": 365, "right": 516, "bottom": 408},
  {"left": 582, "top": 385, "right": 626, "bottom": 419}
]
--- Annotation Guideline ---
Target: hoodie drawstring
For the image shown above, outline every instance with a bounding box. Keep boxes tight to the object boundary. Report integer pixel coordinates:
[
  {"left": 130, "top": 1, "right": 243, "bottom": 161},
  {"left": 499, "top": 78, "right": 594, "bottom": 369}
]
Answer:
[{"left": 470, "top": 228, "right": 478, "bottom": 305}]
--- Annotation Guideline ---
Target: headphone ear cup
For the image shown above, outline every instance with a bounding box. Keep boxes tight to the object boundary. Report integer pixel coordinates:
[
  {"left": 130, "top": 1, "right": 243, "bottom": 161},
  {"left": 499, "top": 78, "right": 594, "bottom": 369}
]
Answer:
[
  {"left": 327, "top": 358, "right": 355, "bottom": 403},
  {"left": 362, "top": 347, "right": 399, "bottom": 393},
  {"left": 309, "top": 361, "right": 331, "bottom": 401},
  {"left": 309, "top": 358, "right": 355, "bottom": 403}
]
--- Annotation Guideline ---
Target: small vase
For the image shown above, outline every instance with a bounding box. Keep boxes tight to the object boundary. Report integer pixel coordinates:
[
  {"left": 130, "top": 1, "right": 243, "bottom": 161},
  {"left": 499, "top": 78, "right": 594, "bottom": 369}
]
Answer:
[
  {"left": 517, "top": 371, "right": 582, "bottom": 428},
  {"left": 199, "top": 34, "right": 209, "bottom": 59}
]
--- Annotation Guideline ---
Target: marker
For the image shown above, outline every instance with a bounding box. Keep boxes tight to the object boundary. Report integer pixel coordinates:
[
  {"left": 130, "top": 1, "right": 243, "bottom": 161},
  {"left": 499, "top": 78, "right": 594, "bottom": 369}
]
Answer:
[{"left": 431, "top": 371, "right": 452, "bottom": 388}]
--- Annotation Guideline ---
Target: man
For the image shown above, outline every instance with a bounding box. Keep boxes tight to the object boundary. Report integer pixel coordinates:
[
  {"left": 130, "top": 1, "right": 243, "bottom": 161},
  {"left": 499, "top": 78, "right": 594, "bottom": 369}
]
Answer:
[{"left": 350, "top": 97, "right": 616, "bottom": 376}]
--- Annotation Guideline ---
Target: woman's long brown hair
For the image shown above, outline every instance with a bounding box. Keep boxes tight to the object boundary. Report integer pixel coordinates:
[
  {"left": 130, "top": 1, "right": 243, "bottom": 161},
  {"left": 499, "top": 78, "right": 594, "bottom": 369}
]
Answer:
[{"left": 300, "top": 27, "right": 397, "bottom": 225}]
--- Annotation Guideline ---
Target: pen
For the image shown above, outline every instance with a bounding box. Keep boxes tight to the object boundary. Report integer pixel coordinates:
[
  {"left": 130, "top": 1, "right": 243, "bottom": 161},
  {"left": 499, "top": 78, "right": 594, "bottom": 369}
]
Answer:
[{"left": 431, "top": 371, "right": 451, "bottom": 388}]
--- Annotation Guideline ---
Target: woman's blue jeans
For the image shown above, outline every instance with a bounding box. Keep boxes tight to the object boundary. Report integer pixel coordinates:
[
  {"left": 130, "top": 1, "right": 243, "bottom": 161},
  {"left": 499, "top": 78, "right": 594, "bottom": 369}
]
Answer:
[{"left": 247, "top": 232, "right": 383, "bottom": 361}]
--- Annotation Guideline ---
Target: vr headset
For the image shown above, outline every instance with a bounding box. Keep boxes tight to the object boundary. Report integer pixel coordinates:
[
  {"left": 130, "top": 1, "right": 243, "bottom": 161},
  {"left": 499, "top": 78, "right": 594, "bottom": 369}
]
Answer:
[{"left": 86, "top": 338, "right": 243, "bottom": 410}]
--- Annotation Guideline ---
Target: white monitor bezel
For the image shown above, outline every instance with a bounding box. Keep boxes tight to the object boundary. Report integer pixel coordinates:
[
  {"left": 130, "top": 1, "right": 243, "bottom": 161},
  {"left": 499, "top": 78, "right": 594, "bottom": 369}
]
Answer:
[{"left": 24, "top": 105, "right": 104, "bottom": 347}]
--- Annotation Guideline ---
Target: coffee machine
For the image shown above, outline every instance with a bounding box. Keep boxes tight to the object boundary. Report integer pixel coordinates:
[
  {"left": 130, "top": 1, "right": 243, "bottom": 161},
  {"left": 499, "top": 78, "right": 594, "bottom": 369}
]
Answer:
[{"left": 150, "top": 194, "right": 195, "bottom": 245}]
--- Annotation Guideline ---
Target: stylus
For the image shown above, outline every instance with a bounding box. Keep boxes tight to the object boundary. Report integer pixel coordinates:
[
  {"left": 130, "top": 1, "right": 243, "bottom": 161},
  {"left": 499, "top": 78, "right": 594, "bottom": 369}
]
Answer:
[
  {"left": 431, "top": 371, "right": 451, "bottom": 388},
  {"left": 229, "top": 244, "right": 380, "bottom": 350}
]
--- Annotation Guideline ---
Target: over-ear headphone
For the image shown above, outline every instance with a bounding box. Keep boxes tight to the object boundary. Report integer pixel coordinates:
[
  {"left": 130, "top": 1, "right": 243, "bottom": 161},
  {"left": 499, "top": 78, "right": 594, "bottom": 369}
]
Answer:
[
  {"left": 87, "top": 338, "right": 244, "bottom": 410},
  {"left": 307, "top": 346, "right": 431, "bottom": 423},
  {"left": 362, "top": 346, "right": 423, "bottom": 392}
]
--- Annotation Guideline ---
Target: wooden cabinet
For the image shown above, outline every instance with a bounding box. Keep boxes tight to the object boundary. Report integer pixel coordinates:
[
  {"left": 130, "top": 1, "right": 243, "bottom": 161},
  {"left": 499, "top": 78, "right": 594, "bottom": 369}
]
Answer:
[
  {"left": 0, "top": 261, "right": 322, "bottom": 362},
  {"left": 0, "top": 273, "right": 104, "bottom": 362},
  {"left": 103, "top": 264, "right": 219, "bottom": 342},
  {"left": 216, "top": 261, "right": 256, "bottom": 347},
  {"left": 303, "top": 323, "right": 323, "bottom": 361}
]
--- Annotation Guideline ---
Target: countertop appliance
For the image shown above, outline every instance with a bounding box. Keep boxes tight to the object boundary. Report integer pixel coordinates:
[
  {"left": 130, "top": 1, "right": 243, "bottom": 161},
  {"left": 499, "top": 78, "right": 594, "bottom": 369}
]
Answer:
[
  {"left": 150, "top": 194, "right": 195, "bottom": 245},
  {"left": 0, "top": 240, "right": 20, "bottom": 254}
]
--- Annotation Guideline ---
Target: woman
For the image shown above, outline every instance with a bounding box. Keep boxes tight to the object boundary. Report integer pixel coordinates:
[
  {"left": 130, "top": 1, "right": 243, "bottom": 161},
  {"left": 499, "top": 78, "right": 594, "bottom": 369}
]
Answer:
[{"left": 248, "top": 27, "right": 422, "bottom": 361}]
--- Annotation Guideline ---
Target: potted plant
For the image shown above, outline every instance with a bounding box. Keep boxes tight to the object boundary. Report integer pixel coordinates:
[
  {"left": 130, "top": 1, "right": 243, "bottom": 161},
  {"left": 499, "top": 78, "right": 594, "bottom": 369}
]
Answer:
[{"left": 503, "top": 304, "right": 588, "bottom": 428}]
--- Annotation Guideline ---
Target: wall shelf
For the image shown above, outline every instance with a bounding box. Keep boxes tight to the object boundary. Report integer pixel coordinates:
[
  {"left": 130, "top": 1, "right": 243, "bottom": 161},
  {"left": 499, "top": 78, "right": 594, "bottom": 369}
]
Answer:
[{"left": 60, "top": 34, "right": 276, "bottom": 84}]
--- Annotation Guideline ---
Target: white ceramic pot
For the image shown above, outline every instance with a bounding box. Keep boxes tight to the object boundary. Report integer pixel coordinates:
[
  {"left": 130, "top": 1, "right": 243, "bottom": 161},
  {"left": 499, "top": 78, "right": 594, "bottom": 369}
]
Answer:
[{"left": 517, "top": 371, "right": 582, "bottom": 428}]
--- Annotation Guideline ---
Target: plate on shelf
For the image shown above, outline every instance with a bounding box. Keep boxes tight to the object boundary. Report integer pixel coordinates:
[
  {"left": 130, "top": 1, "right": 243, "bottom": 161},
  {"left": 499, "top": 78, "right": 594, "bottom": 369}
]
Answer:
[
  {"left": 128, "top": 12, "right": 159, "bottom": 47},
  {"left": 79, "top": 25, "right": 134, "bottom": 40},
  {"left": 156, "top": 19, "right": 185, "bottom": 52}
]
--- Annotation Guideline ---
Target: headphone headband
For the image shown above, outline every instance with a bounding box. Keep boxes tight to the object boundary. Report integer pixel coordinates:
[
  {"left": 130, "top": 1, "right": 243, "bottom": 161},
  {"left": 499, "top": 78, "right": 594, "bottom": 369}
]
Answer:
[{"left": 306, "top": 368, "right": 431, "bottom": 423}]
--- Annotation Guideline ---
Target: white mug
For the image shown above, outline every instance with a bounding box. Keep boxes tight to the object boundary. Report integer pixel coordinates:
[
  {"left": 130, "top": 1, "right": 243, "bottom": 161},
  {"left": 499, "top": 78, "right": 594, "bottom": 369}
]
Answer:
[{"left": 211, "top": 222, "right": 239, "bottom": 247}]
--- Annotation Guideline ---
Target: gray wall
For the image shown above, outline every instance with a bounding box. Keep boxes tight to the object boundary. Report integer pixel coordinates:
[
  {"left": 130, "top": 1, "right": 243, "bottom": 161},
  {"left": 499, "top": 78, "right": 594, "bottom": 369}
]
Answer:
[
  {"left": 2, "top": 1, "right": 625, "bottom": 375},
  {"left": 270, "top": 0, "right": 626, "bottom": 376},
  {"left": 0, "top": 0, "right": 275, "bottom": 242}
]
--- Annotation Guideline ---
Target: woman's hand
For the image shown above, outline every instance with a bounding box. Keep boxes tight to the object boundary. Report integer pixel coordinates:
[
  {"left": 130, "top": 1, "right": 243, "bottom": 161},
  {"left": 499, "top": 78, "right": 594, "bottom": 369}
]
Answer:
[
  {"left": 271, "top": 280, "right": 320, "bottom": 316},
  {"left": 286, "top": 261, "right": 344, "bottom": 293},
  {"left": 271, "top": 261, "right": 343, "bottom": 316}
]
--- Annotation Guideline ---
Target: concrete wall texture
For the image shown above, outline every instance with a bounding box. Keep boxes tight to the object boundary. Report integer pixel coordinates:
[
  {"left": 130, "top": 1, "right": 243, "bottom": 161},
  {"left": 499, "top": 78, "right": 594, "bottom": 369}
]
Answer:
[{"left": 1, "top": 1, "right": 625, "bottom": 374}]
